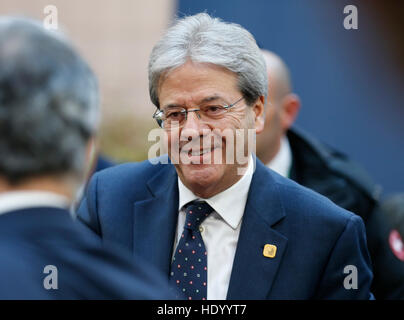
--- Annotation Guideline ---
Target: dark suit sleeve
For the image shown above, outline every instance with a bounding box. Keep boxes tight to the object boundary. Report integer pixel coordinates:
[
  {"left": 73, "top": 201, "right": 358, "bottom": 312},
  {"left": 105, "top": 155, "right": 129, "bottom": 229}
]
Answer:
[
  {"left": 314, "top": 215, "right": 374, "bottom": 299},
  {"left": 76, "top": 173, "right": 102, "bottom": 237}
]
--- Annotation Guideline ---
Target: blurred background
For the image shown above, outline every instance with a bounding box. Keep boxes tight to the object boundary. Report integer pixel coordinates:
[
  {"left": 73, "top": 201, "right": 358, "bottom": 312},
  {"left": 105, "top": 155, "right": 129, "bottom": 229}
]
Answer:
[{"left": 0, "top": 0, "right": 402, "bottom": 197}]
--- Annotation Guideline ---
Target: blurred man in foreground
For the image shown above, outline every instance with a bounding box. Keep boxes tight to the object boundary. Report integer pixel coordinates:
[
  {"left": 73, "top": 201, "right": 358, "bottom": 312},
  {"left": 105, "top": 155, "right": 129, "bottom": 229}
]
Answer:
[
  {"left": 0, "top": 17, "right": 172, "bottom": 299},
  {"left": 256, "top": 49, "right": 404, "bottom": 299}
]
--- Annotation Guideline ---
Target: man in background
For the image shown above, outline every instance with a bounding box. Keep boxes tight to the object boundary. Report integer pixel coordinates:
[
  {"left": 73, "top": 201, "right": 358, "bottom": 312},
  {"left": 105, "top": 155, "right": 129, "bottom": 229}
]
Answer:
[
  {"left": 256, "top": 49, "right": 404, "bottom": 299},
  {"left": 0, "top": 17, "right": 172, "bottom": 299}
]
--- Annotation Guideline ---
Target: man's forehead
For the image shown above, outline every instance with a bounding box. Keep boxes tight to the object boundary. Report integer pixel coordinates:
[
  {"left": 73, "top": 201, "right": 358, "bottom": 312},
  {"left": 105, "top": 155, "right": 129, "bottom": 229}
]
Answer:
[
  {"left": 160, "top": 61, "right": 238, "bottom": 88},
  {"left": 158, "top": 61, "right": 241, "bottom": 107}
]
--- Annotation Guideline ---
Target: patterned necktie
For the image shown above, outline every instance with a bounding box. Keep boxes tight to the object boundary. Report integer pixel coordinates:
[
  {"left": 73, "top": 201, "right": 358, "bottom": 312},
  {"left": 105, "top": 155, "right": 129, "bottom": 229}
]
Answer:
[{"left": 170, "top": 200, "right": 213, "bottom": 300}]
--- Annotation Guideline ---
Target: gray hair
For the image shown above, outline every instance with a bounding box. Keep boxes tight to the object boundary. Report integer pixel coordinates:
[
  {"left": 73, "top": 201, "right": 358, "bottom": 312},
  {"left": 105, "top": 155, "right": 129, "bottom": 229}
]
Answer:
[
  {"left": 148, "top": 13, "right": 267, "bottom": 108},
  {"left": 0, "top": 17, "right": 99, "bottom": 184}
]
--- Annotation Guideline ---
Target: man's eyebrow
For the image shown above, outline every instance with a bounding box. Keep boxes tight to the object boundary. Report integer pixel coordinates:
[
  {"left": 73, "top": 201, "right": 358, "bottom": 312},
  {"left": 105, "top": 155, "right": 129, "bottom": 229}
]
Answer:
[
  {"left": 199, "top": 95, "right": 224, "bottom": 104},
  {"left": 162, "top": 103, "right": 186, "bottom": 109},
  {"left": 161, "top": 95, "right": 225, "bottom": 109}
]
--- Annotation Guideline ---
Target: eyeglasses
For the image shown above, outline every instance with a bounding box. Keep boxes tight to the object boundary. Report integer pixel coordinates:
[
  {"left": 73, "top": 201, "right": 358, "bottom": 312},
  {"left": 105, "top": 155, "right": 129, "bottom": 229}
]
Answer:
[{"left": 152, "top": 97, "right": 244, "bottom": 129}]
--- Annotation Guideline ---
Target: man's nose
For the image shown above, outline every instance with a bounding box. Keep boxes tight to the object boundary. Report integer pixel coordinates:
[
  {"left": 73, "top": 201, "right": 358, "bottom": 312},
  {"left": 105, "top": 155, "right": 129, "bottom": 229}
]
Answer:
[{"left": 181, "top": 110, "right": 205, "bottom": 139}]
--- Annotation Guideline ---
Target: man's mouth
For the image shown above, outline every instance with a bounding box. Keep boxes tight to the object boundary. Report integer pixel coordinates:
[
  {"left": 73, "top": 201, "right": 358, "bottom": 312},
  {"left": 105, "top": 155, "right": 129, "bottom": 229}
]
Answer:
[
  {"left": 188, "top": 148, "right": 214, "bottom": 157},
  {"left": 178, "top": 145, "right": 221, "bottom": 164}
]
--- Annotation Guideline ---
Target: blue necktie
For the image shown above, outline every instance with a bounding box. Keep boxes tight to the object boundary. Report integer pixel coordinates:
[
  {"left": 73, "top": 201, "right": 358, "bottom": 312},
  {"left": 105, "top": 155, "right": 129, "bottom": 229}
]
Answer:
[{"left": 170, "top": 200, "right": 213, "bottom": 300}]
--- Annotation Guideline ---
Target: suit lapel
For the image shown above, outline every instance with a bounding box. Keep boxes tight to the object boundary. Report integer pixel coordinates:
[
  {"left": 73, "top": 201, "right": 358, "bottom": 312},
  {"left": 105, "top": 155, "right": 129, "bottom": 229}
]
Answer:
[
  {"left": 133, "top": 163, "right": 179, "bottom": 278},
  {"left": 227, "top": 160, "right": 288, "bottom": 300},
  {"left": 132, "top": 159, "right": 289, "bottom": 295}
]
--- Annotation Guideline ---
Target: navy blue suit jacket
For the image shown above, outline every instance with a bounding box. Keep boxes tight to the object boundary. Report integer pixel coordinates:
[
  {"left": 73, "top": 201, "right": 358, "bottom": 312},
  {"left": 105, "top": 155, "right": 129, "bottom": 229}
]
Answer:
[
  {"left": 77, "top": 156, "right": 374, "bottom": 299},
  {"left": 0, "top": 207, "right": 174, "bottom": 299}
]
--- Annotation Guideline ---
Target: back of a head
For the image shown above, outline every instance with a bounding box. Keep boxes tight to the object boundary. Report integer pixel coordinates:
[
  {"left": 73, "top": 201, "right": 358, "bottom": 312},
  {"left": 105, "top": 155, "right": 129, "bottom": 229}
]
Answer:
[
  {"left": 0, "top": 17, "right": 99, "bottom": 184},
  {"left": 148, "top": 12, "right": 268, "bottom": 109},
  {"left": 260, "top": 49, "right": 292, "bottom": 103}
]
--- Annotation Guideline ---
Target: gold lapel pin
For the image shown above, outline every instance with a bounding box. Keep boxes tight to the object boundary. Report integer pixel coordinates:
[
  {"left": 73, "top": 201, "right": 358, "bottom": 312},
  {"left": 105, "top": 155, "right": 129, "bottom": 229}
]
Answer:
[{"left": 263, "top": 244, "right": 277, "bottom": 258}]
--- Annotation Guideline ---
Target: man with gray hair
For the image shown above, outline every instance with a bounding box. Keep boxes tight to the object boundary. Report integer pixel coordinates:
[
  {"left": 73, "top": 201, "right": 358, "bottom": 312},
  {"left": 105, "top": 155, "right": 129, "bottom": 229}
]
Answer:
[
  {"left": 0, "top": 17, "right": 173, "bottom": 299},
  {"left": 78, "top": 13, "right": 374, "bottom": 299}
]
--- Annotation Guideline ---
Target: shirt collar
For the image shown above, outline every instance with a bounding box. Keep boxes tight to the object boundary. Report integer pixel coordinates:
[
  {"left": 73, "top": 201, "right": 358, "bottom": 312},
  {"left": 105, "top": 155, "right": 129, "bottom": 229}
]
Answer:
[
  {"left": 0, "top": 190, "right": 71, "bottom": 216},
  {"left": 177, "top": 154, "right": 254, "bottom": 230},
  {"left": 266, "top": 135, "right": 292, "bottom": 178}
]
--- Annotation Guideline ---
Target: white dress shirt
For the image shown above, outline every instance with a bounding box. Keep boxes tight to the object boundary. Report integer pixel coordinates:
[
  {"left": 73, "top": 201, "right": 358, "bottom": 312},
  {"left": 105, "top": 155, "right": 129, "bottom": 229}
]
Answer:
[
  {"left": 175, "top": 155, "right": 254, "bottom": 300},
  {"left": 266, "top": 136, "right": 292, "bottom": 178},
  {"left": 0, "top": 191, "right": 70, "bottom": 216}
]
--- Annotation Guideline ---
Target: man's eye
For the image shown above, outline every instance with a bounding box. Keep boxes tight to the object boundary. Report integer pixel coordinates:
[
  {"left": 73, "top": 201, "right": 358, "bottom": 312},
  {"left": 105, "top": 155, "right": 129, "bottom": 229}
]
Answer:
[
  {"left": 205, "top": 106, "right": 225, "bottom": 114},
  {"left": 166, "top": 111, "right": 182, "bottom": 118}
]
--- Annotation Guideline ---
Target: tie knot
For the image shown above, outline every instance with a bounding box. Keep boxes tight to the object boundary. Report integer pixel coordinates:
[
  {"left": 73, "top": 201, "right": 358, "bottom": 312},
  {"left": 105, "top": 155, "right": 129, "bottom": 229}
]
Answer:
[{"left": 183, "top": 200, "right": 213, "bottom": 231}]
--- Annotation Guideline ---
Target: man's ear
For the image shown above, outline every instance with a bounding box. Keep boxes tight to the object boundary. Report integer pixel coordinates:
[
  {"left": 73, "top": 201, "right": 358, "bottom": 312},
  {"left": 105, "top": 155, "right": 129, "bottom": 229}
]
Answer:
[
  {"left": 280, "top": 93, "right": 300, "bottom": 131},
  {"left": 253, "top": 95, "right": 265, "bottom": 134}
]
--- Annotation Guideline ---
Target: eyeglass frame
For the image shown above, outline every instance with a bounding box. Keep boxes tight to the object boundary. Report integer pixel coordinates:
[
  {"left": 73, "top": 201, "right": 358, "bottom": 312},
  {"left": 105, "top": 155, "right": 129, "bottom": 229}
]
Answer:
[{"left": 152, "top": 96, "right": 245, "bottom": 129}]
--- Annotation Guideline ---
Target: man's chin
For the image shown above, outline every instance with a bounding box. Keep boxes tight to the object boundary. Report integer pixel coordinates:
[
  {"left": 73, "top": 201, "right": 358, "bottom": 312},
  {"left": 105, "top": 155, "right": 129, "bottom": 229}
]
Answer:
[{"left": 177, "top": 164, "right": 223, "bottom": 195}]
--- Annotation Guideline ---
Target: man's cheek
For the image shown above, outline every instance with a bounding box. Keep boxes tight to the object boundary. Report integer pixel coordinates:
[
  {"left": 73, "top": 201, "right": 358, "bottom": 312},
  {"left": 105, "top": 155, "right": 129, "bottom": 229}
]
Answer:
[
  {"left": 165, "top": 133, "right": 181, "bottom": 164},
  {"left": 216, "top": 129, "right": 235, "bottom": 165}
]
